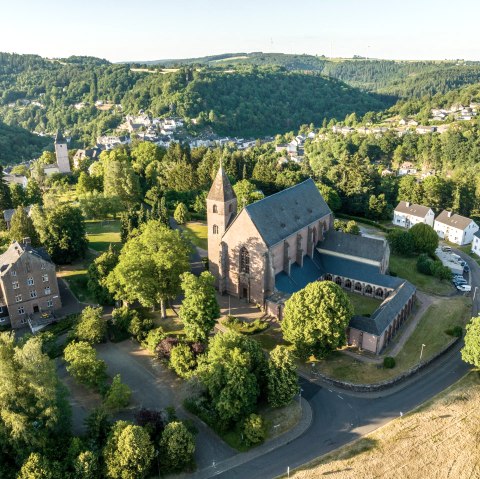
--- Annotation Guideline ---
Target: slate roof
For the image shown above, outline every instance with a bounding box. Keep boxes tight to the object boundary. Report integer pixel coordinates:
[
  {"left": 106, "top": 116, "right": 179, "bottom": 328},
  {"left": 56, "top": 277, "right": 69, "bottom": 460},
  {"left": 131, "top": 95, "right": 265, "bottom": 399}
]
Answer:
[
  {"left": 349, "top": 280, "right": 416, "bottom": 335},
  {"left": 207, "top": 166, "right": 236, "bottom": 202},
  {"left": 394, "top": 201, "right": 432, "bottom": 218},
  {"left": 244, "top": 178, "right": 331, "bottom": 247},
  {"left": 275, "top": 255, "right": 323, "bottom": 294},
  {"left": 3, "top": 206, "right": 32, "bottom": 224},
  {"left": 315, "top": 252, "right": 402, "bottom": 289},
  {"left": 435, "top": 210, "right": 475, "bottom": 230},
  {"left": 474, "top": 230, "right": 480, "bottom": 240},
  {"left": 55, "top": 130, "right": 66, "bottom": 143},
  {"left": 318, "top": 230, "right": 387, "bottom": 264},
  {"left": 0, "top": 241, "right": 52, "bottom": 274}
]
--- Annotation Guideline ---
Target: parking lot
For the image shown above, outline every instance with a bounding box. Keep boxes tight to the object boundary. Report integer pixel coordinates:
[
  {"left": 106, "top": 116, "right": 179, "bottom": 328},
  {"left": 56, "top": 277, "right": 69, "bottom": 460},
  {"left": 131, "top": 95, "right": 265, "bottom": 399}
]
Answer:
[{"left": 436, "top": 246, "right": 471, "bottom": 292}]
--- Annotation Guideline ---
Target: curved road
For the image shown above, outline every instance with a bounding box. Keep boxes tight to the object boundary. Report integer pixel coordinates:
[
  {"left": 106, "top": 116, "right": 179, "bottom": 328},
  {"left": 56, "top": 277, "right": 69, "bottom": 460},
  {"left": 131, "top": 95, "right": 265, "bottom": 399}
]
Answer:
[{"left": 211, "top": 247, "right": 477, "bottom": 479}]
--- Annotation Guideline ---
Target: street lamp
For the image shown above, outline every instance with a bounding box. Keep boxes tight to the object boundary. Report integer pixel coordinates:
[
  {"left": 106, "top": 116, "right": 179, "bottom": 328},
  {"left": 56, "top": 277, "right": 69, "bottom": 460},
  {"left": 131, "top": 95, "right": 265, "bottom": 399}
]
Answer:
[{"left": 420, "top": 343, "right": 426, "bottom": 360}]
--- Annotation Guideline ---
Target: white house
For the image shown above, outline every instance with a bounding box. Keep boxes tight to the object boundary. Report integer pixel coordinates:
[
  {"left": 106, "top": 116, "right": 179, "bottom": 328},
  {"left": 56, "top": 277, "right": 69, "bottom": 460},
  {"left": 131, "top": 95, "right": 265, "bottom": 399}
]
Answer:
[
  {"left": 397, "top": 162, "right": 417, "bottom": 176},
  {"left": 434, "top": 211, "right": 479, "bottom": 245},
  {"left": 393, "top": 201, "right": 435, "bottom": 229},
  {"left": 472, "top": 231, "right": 480, "bottom": 257}
]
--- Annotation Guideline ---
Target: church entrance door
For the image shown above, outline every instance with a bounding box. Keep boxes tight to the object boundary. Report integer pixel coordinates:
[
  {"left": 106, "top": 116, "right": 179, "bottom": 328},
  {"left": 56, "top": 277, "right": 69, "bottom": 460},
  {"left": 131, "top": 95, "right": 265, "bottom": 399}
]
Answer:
[{"left": 242, "top": 287, "right": 248, "bottom": 299}]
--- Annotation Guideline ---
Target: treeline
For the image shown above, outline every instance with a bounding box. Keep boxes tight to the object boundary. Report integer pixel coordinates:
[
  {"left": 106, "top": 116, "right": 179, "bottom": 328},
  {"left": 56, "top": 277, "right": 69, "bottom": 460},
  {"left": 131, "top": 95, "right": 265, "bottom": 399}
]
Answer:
[{"left": 160, "top": 52, "right": 480, "bottom": 99}]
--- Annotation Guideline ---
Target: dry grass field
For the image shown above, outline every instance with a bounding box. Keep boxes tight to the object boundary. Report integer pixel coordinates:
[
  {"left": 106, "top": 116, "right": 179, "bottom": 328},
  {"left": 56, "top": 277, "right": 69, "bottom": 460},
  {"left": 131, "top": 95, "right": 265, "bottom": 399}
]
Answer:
[{"left": 289, "top": 372, "right": 480, "bottom": 479}]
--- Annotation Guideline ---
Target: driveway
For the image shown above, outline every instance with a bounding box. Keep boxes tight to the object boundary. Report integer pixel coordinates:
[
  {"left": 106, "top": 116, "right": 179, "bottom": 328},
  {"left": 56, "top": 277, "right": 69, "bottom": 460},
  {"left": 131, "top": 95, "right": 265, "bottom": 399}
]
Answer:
[{"left": 95, "top": 341, "right": 235, "bottom": 469}]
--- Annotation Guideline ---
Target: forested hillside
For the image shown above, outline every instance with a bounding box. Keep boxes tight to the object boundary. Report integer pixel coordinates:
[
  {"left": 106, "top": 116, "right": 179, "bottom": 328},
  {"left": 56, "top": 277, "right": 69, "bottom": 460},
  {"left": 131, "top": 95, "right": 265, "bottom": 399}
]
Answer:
[
  {"left": 149, "top": 52, "right": 480, "bottom": 99},
  {"left": 0, "top": 52, "right": 388, "bottom": 143},
  {"left": 0, "top": 121, "right": 51, "bottom": 164},
  {"left": 121, "top": 68, "right": 387, "bottom": 137}
]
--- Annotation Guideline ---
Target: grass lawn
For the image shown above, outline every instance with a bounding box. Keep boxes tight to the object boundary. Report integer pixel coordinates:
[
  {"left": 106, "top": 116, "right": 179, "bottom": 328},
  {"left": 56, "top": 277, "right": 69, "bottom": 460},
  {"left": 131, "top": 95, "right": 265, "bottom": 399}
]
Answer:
[
  {"left": 86, "top": 220, "right": 121, "bottom": 252},
  {"left": 313, "top": 296, "right": 471, "bottom": 384},
  {"left": 57, "top": 253, "right": 97, "bottom": 304},
  {"left": 345, "top": 291, "right": 382, "bottom": 316},
  {"left": 287, "top": 372, "right": 480, "bottom": 479},
  {"left": 389, "top": 254, "right": 454, "bottom": 296},
  {"left": 142, "top": 308, "right": 185, "bottom": 334},
  {"left": 182, "top": 221, "right": 208, "bottom": 250}
]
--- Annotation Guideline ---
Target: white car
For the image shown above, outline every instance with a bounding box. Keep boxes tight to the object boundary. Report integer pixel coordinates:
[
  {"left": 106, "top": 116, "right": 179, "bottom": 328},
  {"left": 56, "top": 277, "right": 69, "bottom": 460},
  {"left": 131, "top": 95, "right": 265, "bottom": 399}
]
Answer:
[{"left": 456, "top": 284, "right": 471, "bottom": 292}]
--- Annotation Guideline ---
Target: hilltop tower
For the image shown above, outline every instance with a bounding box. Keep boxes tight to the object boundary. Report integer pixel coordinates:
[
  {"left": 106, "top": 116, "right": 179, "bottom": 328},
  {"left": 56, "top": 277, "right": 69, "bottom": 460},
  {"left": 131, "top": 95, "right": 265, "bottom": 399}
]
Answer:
[
  {"left": 206, "top": 165, "right": 237, "bottom": 291},
  {"left": 54, "top": 131, "right": 71, "bottom": 173}
]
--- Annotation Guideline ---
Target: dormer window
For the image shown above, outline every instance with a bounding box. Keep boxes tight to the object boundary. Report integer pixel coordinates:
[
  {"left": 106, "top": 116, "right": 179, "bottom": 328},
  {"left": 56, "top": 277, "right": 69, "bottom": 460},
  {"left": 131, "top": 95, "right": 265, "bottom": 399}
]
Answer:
[{"left": 213, "top": 205, "right": 218, "bottom": 213}]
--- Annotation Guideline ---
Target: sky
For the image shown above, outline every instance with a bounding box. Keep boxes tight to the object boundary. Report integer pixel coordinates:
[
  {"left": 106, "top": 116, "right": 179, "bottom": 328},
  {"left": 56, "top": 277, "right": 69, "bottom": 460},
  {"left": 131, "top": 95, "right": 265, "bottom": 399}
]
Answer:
[{"left": 2, "top": 0, "right": 480, "bottom": 62}]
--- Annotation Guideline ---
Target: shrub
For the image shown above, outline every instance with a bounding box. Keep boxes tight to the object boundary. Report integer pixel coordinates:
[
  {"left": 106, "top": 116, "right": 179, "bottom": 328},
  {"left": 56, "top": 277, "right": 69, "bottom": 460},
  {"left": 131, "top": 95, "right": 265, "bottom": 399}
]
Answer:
[
  {"left": 242, "top": 413, "right": 265, "bottom": 446},
  {"left": 223, "top": 316, "right": 269, "bottom": 334},
  {"left": 142, "top": 327, "right": 165, "bottom": 353},
  {"left": 417, "top": 253, "right": 434, "bottom": 276},
  {"left": 445, "top": 325, "right": 463, "bottom": 337},
  {"left": 155, "top": 337, "right": 180, "bottom": 360},
  {"left": 383, "top": 356, "right": 396, "bottom": 369},
  {"left": 134, "top": 408, "right": 165, "bottom": 442},
  {"left": 104, "top": 374, "right": 132, "bottom": 412},
  {"left": 170, "top": 343, "right": 197, "bottom": 379}
]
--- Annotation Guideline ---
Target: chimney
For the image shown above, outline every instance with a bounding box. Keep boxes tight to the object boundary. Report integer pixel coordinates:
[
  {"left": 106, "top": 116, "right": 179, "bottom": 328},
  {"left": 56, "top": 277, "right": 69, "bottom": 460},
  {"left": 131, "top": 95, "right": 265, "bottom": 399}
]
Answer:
[
  {"left": 406, "top": 202, "right": 411, "bottom": 208},
  {"left": 22, "top": 237, "right": 31, "bottom": 246},
  {"left": 447, "top": 211, "right": 452, "bottom": 218}
]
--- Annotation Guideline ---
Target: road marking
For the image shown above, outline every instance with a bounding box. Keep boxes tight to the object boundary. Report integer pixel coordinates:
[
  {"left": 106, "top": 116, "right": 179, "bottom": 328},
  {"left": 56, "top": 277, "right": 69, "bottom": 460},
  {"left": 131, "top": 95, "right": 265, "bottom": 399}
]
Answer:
[
  {"left": 337, "top": 394, "right": 344, "bottom": 400},
  {"left": 328, "top": 389, "right": 332, "bottom": 392},
  {"left": 347, "top": 403, "right": 353, "bottom": 409}
]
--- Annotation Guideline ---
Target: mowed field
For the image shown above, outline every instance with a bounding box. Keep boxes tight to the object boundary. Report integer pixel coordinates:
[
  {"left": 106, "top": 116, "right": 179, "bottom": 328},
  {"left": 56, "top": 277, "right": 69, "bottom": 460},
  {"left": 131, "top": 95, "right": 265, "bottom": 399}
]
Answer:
[{"left": 290, "top": 372, "right": 480, "bottom": 479}]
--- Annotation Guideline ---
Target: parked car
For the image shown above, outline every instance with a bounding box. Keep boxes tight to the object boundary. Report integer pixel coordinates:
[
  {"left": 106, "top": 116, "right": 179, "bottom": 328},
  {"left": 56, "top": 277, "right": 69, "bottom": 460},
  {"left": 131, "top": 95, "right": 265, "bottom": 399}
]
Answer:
[
  {"left": 459, "top": 260, "right": 466, "bottom": 267},
  {"left": 464, "top": 265, "right": 470, "bottom": 273},
  {"left": 451, "top": 253, "right": 462, "bottom": 262},
  {"left": 453, "top": 278, "right": 467, "bottom": 285},
  {"left": 442, "top": 246, "right": 452, "bottom": 252},
  {"left": 457, "top": 284, "right": 472, "bottom": 292}
]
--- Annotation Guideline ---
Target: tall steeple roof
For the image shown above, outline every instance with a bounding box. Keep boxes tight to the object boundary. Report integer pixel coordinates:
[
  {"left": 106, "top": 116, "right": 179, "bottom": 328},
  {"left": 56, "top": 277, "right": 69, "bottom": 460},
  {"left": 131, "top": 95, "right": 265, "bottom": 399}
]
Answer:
[
  {"left": 207, "top": 165, "right": 236, "bottom": 202},
  {"left": 55, "top": 130, "right": 66, "bottom": 144}
]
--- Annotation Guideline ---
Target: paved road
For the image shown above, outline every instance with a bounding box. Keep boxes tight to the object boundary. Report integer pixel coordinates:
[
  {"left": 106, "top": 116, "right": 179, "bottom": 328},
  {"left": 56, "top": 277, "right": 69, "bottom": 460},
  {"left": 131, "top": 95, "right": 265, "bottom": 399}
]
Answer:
[{"left": 207, "top": 252, "right": 478, "bottom": 479}]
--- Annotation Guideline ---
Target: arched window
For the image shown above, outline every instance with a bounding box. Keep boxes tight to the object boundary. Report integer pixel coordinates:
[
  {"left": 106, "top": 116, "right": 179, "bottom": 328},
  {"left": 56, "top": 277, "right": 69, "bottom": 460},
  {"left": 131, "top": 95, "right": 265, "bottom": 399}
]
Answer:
[
  {"left": 325, "top": 274, "right": 333, "bottom": 281},
  {"left": 213, "top": 204, "right": 218, "bottom": 213},
  {"left": 335, "top": 277, "right": 342, "bottom": 286},
  {"left": 213, "top": 225, "right": 219, "bottom": 234},
  {"left": 345, "top": 279, "right": 352, "bottom": 289},
  {"left": 240, "top": 247, "right": 250, "bottom": 274},
  {"left": 365, "top": 285, "right": 373, "bottom": 295}
]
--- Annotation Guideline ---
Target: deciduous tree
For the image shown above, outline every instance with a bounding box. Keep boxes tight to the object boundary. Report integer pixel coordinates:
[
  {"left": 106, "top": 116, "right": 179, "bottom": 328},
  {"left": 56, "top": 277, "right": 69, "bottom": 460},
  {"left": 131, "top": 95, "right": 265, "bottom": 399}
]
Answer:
[
  {"left": 107, "top": 221, "right": 190, "bottom": 317},
  {"left": 267, "top": 346, "right": 299, "bottom": 408},
  {"left": 179, "top": 271, "right": 220, "bottom": 342},
  {"left": 160, "top": 421, "right": 195, "bottom": 472},
  {"left": 103, "top": 421, "right": 154, "bottom": 479},
  {"left": 462, "top": 316, "right": 480, "bottom": 367},
  {"left": 281, "top": 281, "right": 353, "bottom": 359},
  {"left": 75, "top": 306, "right": 106, "bottom": 344},
  {"left": 64, "top": 341, "right": 106, "bottom": 390}
]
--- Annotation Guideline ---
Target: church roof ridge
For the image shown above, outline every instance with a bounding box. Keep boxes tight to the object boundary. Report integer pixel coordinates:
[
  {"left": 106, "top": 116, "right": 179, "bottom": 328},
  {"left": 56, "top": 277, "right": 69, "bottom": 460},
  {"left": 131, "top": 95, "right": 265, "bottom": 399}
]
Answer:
[{"left": 243, "top": 178, "right": 331, "bottom": 247}]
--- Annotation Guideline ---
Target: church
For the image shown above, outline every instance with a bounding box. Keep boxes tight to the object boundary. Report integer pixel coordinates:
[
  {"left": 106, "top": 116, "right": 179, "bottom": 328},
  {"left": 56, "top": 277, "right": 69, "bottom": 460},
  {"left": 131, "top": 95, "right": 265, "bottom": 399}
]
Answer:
[{"left": 206, "top": 166, "right": 416, "bottom": 354}]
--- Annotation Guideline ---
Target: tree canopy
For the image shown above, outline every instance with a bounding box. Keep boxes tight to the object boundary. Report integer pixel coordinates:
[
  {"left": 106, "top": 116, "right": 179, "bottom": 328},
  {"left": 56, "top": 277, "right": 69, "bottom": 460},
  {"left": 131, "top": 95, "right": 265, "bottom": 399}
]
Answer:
[{"left": 281, "top": 281, "right": 354, "bottom": 359}]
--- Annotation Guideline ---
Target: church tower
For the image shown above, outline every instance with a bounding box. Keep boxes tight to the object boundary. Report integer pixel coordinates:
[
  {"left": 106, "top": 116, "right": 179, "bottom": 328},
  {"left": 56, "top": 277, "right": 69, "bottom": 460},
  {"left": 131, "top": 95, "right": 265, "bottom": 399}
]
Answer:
[
  {"left": 54, "top": 131, "right": 71, "bottom": 173},
  {"left": 207, "top": 165, "right": 237, "bottom": 290}
]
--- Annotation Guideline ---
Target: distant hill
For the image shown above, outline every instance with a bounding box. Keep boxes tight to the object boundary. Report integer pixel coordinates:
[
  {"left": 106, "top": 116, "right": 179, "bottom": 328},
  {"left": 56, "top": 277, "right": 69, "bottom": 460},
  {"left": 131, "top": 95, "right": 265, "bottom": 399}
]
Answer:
[
  {"left": 0, "top": 121, "right": 51, "bottom": 164},
  {"left": 143, "top": 52, "right": 480, "bottom": 98},
  {"left": 0, "top": 51, "right": 389, "bottom": 141}
]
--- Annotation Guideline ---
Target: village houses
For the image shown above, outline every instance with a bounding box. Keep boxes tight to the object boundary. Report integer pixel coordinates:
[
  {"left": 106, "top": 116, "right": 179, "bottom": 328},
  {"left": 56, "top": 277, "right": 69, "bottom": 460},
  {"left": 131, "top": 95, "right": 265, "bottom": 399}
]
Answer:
[
  {"left": 393, "top": 201, "right": 435, "bottom": 229},
  {"left": 434, "top": 210, "right": 479, "bottom": 246}
]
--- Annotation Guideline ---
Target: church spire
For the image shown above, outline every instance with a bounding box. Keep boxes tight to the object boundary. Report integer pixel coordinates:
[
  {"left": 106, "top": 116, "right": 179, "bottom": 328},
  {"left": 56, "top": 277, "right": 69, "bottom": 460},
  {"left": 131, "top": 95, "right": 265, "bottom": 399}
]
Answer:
[{"left": 207, "top": 164, "right": 236, "bottom": 202}]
